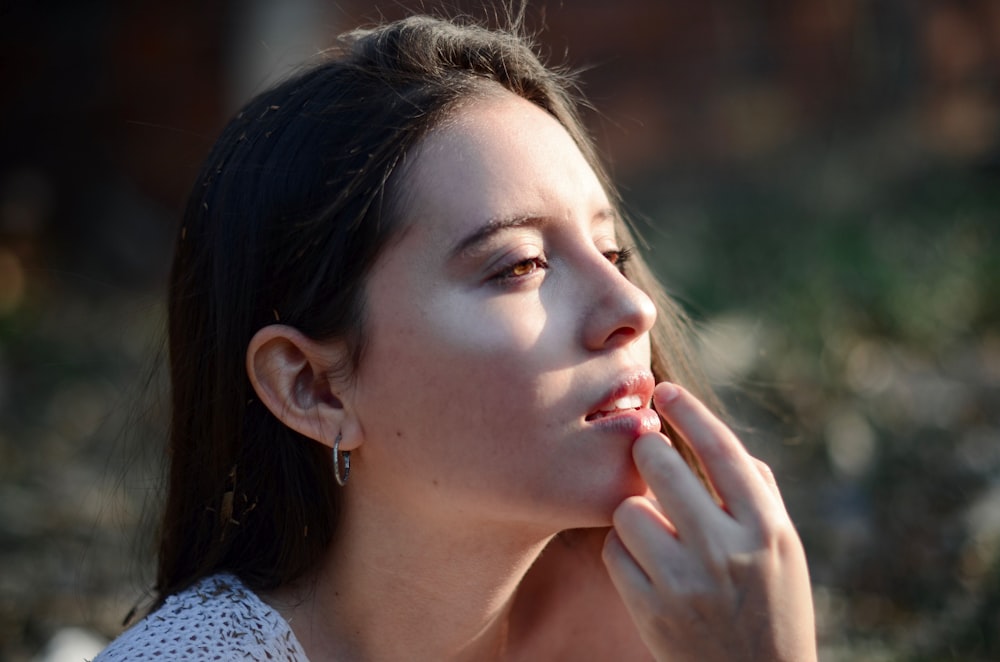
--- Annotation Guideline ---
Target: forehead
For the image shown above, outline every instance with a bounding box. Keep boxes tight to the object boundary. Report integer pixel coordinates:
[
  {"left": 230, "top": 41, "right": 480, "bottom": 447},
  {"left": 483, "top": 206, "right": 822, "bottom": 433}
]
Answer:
[{"left": 398, "top": 92, "right": 612, "bottom": 240}]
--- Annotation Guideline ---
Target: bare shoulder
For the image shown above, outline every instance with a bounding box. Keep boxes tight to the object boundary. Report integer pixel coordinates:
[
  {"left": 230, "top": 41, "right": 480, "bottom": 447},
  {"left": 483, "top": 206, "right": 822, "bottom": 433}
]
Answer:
[{"left": 511, "top": 528, "right": 655, "bottom": 661}]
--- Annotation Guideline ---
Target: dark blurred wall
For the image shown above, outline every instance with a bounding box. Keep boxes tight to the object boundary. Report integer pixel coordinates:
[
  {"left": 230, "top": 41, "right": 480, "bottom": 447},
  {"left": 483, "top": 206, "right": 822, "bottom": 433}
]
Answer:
[
  {"left": 2, "top": 1, "right": 997, "bottom": 287},
  {"left": 1, "top": 2, "right": 227, "bottom": 294}
]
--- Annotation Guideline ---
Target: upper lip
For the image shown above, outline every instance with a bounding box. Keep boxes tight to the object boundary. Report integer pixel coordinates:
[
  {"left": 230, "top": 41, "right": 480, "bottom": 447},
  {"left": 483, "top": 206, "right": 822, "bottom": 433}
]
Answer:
[{"left": 585, "top": 370, "right": 655, "bottom": 420}]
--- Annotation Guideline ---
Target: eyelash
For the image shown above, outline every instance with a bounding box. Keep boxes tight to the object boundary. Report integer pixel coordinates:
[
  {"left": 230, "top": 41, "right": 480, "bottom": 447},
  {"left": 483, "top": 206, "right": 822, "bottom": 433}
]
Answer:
[
  {"left": 605, "top": 246, "right": 634, "bottom": 274},
  {"left": 492, "top": 246, "right": 634, "bottom": 283}
]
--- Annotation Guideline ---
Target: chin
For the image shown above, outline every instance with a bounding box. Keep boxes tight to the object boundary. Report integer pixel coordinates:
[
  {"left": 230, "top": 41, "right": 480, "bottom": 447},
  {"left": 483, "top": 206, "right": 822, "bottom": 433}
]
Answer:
[{"left": 563, "top": 472, "right": 648, "bottom": 530}]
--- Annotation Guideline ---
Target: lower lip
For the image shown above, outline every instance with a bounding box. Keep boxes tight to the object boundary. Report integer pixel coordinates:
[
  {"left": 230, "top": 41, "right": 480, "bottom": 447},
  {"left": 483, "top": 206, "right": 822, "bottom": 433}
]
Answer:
[{"left": 586, "top": 407, "right": 661, "bottom": 438}]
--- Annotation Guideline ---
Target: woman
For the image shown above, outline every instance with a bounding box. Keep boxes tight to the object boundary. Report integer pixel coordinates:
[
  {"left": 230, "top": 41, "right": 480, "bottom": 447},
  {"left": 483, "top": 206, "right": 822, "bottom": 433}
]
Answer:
[{"left": 98, "top": 13, "right": 816, "bottom": 661}]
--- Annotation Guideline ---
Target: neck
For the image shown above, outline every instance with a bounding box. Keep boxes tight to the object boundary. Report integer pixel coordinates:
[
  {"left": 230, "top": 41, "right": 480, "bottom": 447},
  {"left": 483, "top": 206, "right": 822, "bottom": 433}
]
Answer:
[{"left": 267, "top": 489, "right": 556, "bottom": 661}]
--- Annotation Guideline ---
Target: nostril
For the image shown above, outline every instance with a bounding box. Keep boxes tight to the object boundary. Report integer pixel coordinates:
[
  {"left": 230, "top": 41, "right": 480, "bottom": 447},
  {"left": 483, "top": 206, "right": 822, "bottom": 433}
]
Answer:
[{"left": 604, "top": 326, "right": 637, "bottom": 347}]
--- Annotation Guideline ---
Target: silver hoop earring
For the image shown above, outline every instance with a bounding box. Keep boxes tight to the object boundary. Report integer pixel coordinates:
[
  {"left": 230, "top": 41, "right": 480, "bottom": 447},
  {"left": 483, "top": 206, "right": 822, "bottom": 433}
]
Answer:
[{"left": 333, "top": 432, "right": 350, "bottom": 487}]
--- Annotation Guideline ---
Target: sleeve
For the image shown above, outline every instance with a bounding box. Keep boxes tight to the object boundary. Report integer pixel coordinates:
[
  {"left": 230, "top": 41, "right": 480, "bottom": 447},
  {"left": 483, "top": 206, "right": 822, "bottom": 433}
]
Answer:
[{"left": 93, "top": 575, "right": 308, "bottom": 661}]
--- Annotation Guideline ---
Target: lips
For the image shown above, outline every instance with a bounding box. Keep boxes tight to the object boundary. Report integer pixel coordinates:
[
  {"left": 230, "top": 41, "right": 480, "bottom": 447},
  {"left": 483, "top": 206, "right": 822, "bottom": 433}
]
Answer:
[{"left": 585, "top": 371, "right": 655, "bottom": 422}]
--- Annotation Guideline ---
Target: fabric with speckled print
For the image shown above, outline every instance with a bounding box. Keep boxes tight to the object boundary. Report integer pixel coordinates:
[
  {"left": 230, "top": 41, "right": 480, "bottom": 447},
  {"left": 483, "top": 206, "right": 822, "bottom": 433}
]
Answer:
[{"left": 95, "top": 573, "right": 308, "bottom": 661}]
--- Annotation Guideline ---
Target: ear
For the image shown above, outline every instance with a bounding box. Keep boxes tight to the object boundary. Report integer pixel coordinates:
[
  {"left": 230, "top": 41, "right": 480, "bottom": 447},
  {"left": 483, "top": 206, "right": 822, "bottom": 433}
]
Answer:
[{"left": 246, "top": 324, "right": 363, "bottom": 452}]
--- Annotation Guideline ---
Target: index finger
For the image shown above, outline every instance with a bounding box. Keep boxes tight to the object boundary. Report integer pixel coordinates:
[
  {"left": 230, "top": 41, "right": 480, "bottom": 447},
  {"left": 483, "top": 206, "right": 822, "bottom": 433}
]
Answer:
[{"left": 653, "top": 382, "right": 777, "bottom": 524}]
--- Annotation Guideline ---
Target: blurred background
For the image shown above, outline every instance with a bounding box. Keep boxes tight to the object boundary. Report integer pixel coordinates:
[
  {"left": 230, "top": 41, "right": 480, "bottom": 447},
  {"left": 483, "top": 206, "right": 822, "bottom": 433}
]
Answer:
[{"left": 1, "top": 1, "right": 998, "bottom": 660}]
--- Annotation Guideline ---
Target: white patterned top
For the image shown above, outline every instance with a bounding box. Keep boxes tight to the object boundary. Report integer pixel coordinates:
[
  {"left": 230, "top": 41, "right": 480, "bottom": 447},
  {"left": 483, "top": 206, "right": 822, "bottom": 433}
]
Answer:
[{"left": 95, "top": 573, "right": 308, "bottom": 661}]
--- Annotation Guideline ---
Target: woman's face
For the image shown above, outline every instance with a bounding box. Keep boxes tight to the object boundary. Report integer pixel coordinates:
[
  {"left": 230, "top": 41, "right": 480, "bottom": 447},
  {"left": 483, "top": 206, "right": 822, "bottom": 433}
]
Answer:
[{"left": 346, "top": 91, "right": 659, "bottom": 534}]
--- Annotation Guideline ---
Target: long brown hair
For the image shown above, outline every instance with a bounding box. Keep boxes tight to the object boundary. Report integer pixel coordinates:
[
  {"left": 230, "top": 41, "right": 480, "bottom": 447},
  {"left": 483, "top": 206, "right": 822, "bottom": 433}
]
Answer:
[{"left": 158, "top": 13, "right": 714, "bottom": 604}]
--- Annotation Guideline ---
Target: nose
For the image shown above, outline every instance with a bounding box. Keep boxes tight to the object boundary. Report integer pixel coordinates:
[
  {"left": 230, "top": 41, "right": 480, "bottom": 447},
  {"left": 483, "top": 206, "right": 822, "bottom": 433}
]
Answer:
[{"left": 581, "top": 259, "right": 658, "bottom": 352}]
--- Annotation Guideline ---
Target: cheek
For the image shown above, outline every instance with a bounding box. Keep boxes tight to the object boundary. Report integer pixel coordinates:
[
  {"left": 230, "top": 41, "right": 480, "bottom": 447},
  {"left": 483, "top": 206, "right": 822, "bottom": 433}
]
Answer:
[{"left": 356, "top": 290, "right": 568, "bottom": 442}]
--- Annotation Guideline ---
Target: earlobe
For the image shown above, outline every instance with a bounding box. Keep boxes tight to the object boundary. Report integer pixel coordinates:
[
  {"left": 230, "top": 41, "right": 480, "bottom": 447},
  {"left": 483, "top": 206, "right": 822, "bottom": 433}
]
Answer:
[{"left": 245, "top": 325, "right": 361, "bottom": 451}]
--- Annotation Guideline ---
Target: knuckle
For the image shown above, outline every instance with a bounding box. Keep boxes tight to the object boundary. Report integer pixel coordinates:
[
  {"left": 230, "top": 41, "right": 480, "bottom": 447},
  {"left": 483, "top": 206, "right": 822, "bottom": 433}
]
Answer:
[
  {"left": 634, "top": 592, "right": 677, "bottom": 636},
  {"left": 697, "top": 433, "right": 740, "bottom": 465},
  {"left": 672, "top": 576, "right": 721, "bottom": 616},
  {"left": 705, "top": 547, "right": 741, "bottom": 583},
  {"left": 747, "top": 515, "right": 802, "bottom": 558},
  {"left": 754, "top": 508, "right": 785, "bottom": 538},
  {"left": 773, "top": 521, "right": 806, "bottom": 556},
  {"left": 725, "top": 548, "right": 767, "bottom": 578},
  {"left": 753, "top": 457, "right": 776, "bottom": 483}
]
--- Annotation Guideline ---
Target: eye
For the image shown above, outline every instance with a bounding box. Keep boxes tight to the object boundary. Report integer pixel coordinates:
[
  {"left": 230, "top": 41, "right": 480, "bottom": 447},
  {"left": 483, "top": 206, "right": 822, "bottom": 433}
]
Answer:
[
  {"left": 492, "top": 255, "right": 549, "bottom": 283},
  {"left": 603, "top": 246, "right": 634, "bottom": 274}
]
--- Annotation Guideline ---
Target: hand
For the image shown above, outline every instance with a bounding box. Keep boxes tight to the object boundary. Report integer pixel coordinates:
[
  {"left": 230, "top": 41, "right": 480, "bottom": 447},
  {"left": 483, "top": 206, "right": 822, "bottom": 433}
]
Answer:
[{"left": 602, "top": 382, "right": 817, "bottom": 662}]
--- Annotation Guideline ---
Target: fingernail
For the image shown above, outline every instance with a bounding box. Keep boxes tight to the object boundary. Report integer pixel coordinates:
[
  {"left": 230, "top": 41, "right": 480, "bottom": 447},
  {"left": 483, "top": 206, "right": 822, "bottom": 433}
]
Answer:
[{"left": 656, "top": 382, "right": 680, "bottom": 403}]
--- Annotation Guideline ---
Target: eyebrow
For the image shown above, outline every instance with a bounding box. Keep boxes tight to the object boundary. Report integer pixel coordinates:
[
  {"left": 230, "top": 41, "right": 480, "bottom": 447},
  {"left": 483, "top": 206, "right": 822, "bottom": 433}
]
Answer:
[
  {"left": 449, "top": 215, "right": 544, "bottom": 260},
  {"left": 448, "top": 207, "right": 619, "bottom": 260}
]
